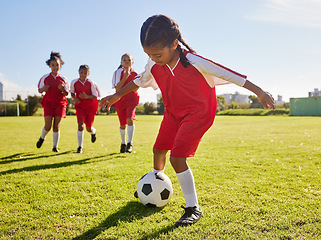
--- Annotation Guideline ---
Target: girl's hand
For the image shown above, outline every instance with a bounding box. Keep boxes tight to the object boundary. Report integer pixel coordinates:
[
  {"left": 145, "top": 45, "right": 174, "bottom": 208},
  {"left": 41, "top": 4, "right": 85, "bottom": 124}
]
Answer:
[
  {"left": 58, "top": 83, "right": 65, "bottom": 91},
  {"left": 74, "top": 97, "right": 81, "bottom": 104},
  {"left": 123, "top": 68, "right": 130, "bottom": 78},
  {"left": 79, "top": 92, "right": 88, "bottom": 99},
  {"left": 100, "top": 94, "right": 121, "bottom": 111},
  {"left": 43, "top": 85, "right": 50, "bottom": 91},
  {"left": 258, "top": 91, "right": 275, "bottom": 110}
]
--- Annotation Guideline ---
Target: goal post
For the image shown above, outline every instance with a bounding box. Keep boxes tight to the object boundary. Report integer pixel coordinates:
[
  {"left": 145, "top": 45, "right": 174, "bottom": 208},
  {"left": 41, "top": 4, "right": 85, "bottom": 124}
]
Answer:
[{"left": 0, "top": 102, "right": 20, "bottom": 116}]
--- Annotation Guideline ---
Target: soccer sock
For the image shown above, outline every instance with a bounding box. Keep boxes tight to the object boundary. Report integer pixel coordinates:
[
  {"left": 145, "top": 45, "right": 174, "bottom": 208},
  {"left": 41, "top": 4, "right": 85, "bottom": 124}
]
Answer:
[
  {"left": 153, "top": 168, "right": 165, "bottom": 174},
  {"left": 53, "top": 131, "right": 60, "bottom": 148},
  {"left": 120, "top": 128, "right": 126, "bottom": 144},
  {"left": 77, "top": 130, "right": 84, "bottom": 147},
  {"left": 127, "top": 125, "right": 135, "bottom": 143},
  {"left": 176, "top": 168, "right": 199, "bottom": 210},
  {"left": 90, "top": 127, "right": 96, "bottom": 135},
  {"left": 41, "top": 127, "right": 49, "bottom": 139}
]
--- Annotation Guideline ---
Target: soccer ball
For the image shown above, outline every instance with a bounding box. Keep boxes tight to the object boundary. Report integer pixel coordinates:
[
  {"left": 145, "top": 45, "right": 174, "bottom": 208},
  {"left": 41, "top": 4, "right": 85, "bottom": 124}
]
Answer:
[{"left": 136, "top": 171, "right": 173, "bottom": 207}]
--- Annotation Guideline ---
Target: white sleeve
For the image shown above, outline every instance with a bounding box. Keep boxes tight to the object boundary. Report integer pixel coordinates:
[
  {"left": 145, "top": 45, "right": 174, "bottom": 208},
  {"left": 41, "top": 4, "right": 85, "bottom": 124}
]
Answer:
[
  {"left": 187, "top": 53, "right": 247, "bottom": 88},
  {"left": 133, "top": 58, "right": 159, "bottom": 90},
  {"left": 89, "top": 80, "right": 101, "bottom": 98},
  {"left": 112, "top": 68, "right": 123, "bottom": 89},
  {"left": 60, "top": 75, "right": 70, "bottom": 92},
  {"left": 38, "top": 74, "right": 49, "bottom": 89},
  {"left": 70, "top": 79, "right": 76, "bottom": 93}
]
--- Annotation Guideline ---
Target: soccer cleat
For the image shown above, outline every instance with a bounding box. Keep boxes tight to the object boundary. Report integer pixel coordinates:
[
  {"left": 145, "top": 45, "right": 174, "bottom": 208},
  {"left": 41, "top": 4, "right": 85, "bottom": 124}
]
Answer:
[
  {"left": 120, "top": 143, "right": 126, "bottom": 153},
  {"left": 77, "top": 147, "right": 83, "bottom": 153},
  {"left": 134, "top": 191, "right": 138, "bottom": 198},
  {"left": 175, "top": 206, "right": 203, "bottom": 227},
  {"left": 36, "top": 137, "right": 44, "bottom": 148},
  {"left": 91, "top": 133, "right": 96, "bottom": 143},
  {"left": 52, "top": 147, "right": 59, "bottom": 153},
  {"left": 126, "top": 142, "right": 133, "bottom": 153}
]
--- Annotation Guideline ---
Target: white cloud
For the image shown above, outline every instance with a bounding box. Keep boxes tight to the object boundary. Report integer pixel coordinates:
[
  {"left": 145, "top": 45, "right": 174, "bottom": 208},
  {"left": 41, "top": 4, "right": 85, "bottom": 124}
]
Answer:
[
  {"left": 0, "top": 73, "right": 37, "bottom": 100},
  {"left": 246, "top": 0, "right": 321, "bottom": 28}
]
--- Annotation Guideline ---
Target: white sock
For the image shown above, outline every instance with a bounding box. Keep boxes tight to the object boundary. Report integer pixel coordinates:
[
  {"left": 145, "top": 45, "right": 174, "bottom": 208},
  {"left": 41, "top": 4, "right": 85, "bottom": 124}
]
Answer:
[
  {"left": 41, "top": 127, "right": 49, "bottom": 139},
  {"left": 176, "top": 168, "right": 199, "bottom": 210},
  {"left": 77, "top": 130, "right": 84, "bottom": 147},
  {"left": 120, "top": 128, "right": 126, "bottom": 144},
  {"left": 153, "top": 168, "right": 165, "bottom": 174},
  {"left": 90, "top": 127, "right": 96, "bottom": 135},
  {"left": 53, "top": 131, "right": 60, "bottom": 148},
  {"left": 127, "top": 125, "right": 135, "bottom": 143}
]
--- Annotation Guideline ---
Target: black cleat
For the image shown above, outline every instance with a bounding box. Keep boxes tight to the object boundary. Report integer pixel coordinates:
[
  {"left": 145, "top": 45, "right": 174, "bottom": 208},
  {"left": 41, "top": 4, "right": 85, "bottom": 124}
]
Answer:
[
  {"left": 91, "top": 133, "right": 96, "bottom": 143},
  {"left": 175, "top": 206, "right": 203, "bottom": 227},
  {"left": 77, "top": 147, "right": 83, "bottom": 153},
  {"left": 134, "top": 191, "right": 138, "bottom": 198},
  {"left": 126, "top": 142, "right": 133, "bottom": 153},
  {"left": 52, "top": 147, "right": 59, "bottom": 153},
  {"left": 120, "top": 143, "right": 126, "bottom": 153},
  {"left": 36, "top": 137, "right": 44, "bottom": 148}
]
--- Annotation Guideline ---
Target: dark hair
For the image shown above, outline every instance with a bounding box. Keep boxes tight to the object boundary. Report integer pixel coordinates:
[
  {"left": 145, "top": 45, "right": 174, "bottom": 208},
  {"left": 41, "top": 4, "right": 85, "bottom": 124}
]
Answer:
[
  {"left": 140, "top": 14, "right": 195, "bottom": 68},
  {"left": 46, "top": 51, "right": 64, "bottom": 66},
  {"left": 118, "top": 53, "right": 133, "bottom": 69},
  {"left": 79, "top": 64, "right": 90, "bottom": 73}
]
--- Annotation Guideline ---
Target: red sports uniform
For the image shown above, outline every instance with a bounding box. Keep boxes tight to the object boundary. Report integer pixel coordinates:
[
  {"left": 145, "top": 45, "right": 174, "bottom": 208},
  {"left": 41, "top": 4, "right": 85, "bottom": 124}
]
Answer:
[
  {"left": 38, "top": 73, "right": 69, "bottom": 117},
  {"left": 70, "top": 78, "right": 100, "bottom": 128},
  {"left": 112, "top": 68, "right": 140, "bottom": 125},
  {"left": 133, "top": 50, "right": 247, "bottom": 158}
]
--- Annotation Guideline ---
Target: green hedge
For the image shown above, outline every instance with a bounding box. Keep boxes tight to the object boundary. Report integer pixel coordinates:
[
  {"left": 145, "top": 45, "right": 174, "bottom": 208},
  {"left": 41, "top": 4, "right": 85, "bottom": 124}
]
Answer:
[{"left": 217, "top": 108, "right": 289, "bottom": 116}]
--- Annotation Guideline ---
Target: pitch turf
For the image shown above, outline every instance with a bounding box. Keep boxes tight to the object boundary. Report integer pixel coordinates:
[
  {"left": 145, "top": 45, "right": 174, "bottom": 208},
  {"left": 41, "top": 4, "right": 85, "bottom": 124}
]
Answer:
[{"left": 0, "top": 115, "right": 320, "bottom": 239}]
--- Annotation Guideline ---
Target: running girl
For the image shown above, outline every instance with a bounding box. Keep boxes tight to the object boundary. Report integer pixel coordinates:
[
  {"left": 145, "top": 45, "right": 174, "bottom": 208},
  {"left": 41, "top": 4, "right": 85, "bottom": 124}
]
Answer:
[
  {"left": 70, "top": 65, "right": 100, "bottom": 153},
  {"left": 100, "top": 15, "right": 275, "bottom": 227},
  {"left": 36, "top": 51, "right": 69, "bottom": 152},
  {"left": 112, "top": 53, "right": 140, "bottom": 153}
]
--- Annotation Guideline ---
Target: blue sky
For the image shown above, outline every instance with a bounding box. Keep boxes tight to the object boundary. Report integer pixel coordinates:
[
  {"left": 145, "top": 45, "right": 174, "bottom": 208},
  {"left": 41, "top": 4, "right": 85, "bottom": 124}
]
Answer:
[{"left": 0, "top": 0, "right": 320, "bottom": 103}]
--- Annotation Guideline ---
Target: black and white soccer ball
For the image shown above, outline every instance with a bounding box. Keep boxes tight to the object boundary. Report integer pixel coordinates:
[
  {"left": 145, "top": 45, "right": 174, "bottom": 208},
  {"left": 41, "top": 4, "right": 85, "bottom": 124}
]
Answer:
[{"left": 136, "top": 171, "right": 173, "bottom": 207}]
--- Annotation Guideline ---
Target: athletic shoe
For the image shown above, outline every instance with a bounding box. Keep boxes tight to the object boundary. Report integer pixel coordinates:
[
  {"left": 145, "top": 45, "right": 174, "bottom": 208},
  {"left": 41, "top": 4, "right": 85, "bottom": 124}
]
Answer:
[
  {"left": 120, "top": 143, "right": 126, "bottom": 153},
  {"left": 126, "top": 143, "right": 133, "bottom": 153},
  {"left": 134, "top": 191, "right": 138, "bottom": 198},
  {"left": 36, "top": 137, "right": 44, "bottom": 148},
  {"left": 175, "top": 206, "right": 203, "bottom": 227},
  {"left": 77, "top": 147, "right": 83, "bottom": 153},
  {"left": 91, "top": 133, "right": 96, "bottom": 143},
  {"left": 52, "top": 147, "right": 59, "bottom": 153}
]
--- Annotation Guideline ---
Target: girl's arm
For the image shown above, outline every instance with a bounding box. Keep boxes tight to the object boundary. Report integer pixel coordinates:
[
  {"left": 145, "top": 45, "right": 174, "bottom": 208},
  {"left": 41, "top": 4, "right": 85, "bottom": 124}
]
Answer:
[
  {"left": 115, "top": 69, "right": 130, "bottom": 92},
  {"left": 100, "top": 81, "right": 139, "bottom": 110},
  {"left": 243, "top": 80, "right": 275, "bottom": 110},
  {"left": 58, "top": 83, "right": 69, "bottom": 96},
  {"left": 38, "top": 85, "right": 49, "bottom": 93}
]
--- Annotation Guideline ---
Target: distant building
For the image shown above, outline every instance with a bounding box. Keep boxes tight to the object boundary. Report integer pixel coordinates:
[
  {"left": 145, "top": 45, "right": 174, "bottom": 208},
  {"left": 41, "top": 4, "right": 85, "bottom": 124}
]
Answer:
[
  {"left": 308, "top": 88, "right": 321, "bottom": 97},
  {"left": 220, "top": 91, "right": 250, "bottom": 104},
  {"left": 275, "top": 95, "right": 285, "bottom": 105},
  {"left": 0, "top": 82, "right": 3, "bottom": 101}
]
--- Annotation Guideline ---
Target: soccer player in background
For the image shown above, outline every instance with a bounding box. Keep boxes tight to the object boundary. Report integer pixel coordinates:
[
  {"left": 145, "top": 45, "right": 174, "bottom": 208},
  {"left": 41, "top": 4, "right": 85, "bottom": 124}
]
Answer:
[
  {"left": 70, "top": 65, "right": 100, "bottom": 153},
  {"left": 100, "top": 15, "right": 275, "bottom": 227},
  {"left": 36, "top": 51, "right": 69, "bottom": 152},
  {"left": 112, "top": 53, "right": 140, "bottom": 153}
]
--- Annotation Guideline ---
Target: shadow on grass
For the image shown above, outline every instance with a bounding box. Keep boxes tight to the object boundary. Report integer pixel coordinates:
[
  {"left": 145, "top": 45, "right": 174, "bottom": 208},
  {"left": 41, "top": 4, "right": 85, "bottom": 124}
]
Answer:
[
  {"left": 0, "top": 151, "right": 71, "bottom": 164},
  {"left": 0, "top": 152, "right": 124, "bottom": 175},
  {"left": 73, "top": 201, "right": 176, "bottom": 240}
]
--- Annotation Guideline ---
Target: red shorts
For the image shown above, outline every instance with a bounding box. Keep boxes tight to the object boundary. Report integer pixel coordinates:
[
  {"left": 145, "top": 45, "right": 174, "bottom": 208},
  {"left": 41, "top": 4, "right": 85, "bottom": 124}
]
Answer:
[
  {"left": 42, "top": 103, "right": 66, "bottom": 118},
  {"left": 115, "top": 96, "right": 139, "bottom": 125},
  {"left": 154, "top": 110, "right": 215, "bottom": 158},
  {"left": 75, "top": 106, "right": 96, "bottom": 128}
]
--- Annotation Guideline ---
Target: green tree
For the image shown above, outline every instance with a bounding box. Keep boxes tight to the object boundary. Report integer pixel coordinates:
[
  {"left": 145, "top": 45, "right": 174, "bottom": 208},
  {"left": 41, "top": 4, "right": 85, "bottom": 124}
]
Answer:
[
  {"left": 143, "top": 102, "right": 156, "bottom": 115},
  {"left": 216, "top": 95, "right": 226, "bottom": 112},
  {"left": 249, "top": 95, "right": 263, "bottom": 108},
  {"left": 25, "top": 95, "right": 42, "bottom": 116},
  {"left": 157, "top": 95, "right": 165, "bottom": 115}
]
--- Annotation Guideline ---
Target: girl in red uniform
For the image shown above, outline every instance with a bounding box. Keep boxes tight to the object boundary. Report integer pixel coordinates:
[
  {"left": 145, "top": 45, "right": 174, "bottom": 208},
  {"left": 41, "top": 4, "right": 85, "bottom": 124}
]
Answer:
[
  {"left": 36, "top": 52, "right": 69, "bottom": 152},
  {"left": 70, "top": 65, "right": 100, "bottom": 153},
  {"left": 112, "top": 53, "right": 140, "bottom": 153},
  {"left": 100, "top": 15, "right": 275, "bottom": 226}
]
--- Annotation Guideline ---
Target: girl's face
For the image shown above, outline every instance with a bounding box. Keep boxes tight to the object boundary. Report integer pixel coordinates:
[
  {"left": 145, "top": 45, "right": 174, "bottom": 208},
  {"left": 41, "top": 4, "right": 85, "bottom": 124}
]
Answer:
[
  {"left": 49, "top": 59, "right": 61, "bottom": 76},
  {"left": 121, "top": 55, "right": 133, "bottom": 69},
  {"left": 79, "top": 69, "right": 89, "bottom": 82},
  {"left": 143, "top": 41, "right": 179, "bottom": 69}
]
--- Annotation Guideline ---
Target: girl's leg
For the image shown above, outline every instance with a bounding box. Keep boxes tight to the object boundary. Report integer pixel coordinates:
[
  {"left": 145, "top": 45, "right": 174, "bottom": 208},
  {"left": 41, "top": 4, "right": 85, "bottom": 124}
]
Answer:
[
  {"left": 126, "top": 118, "right": 135, "bottom": 153},
  {"left": 120, "top": 125, "right": 126, "bottom": 153},
  {"left": 86, "top": 125, "right": 97, "bottom": 143},
  {"left": 52, "top": 116, "right": 62, "bottom": 151},
  {"left": 36, "top": 116, "right": 52, "bottom": 148},
  {"left": 77, "top": 122, "right": 84, "bottom": 152},
  {"left": 153, "top": 148, "right": 168, "bottom": 171}
]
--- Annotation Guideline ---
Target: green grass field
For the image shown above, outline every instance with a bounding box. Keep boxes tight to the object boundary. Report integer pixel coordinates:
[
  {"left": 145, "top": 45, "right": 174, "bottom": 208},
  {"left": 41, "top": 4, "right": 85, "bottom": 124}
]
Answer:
[{"left": 0, "top": 115, "right": 320, "bottom": 239}]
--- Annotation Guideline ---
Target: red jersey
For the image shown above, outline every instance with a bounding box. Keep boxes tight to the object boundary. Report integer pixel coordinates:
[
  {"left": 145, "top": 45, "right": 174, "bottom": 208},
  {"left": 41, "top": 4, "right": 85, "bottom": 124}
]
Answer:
[
  {"left": 38, "top": 73, "right": 69, "bottom": 107},
  {"left": 112, "top": 68, "right": 139, "bottom": 106},
  {"left": 70, "top": 78, "right": 100, "bottom": 114}
]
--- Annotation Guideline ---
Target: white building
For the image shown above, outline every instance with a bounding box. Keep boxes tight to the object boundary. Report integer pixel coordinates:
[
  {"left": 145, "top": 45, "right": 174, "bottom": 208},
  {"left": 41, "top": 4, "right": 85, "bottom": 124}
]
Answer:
[
  {"left": 220, "top": 91, "right": 250, "bottom": 104},
  {"left": 308, "top": 88, "right": 321, "bottom": 97},
  {"left": 275, "top": 95, "right": 285, "bottom": 105}
]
